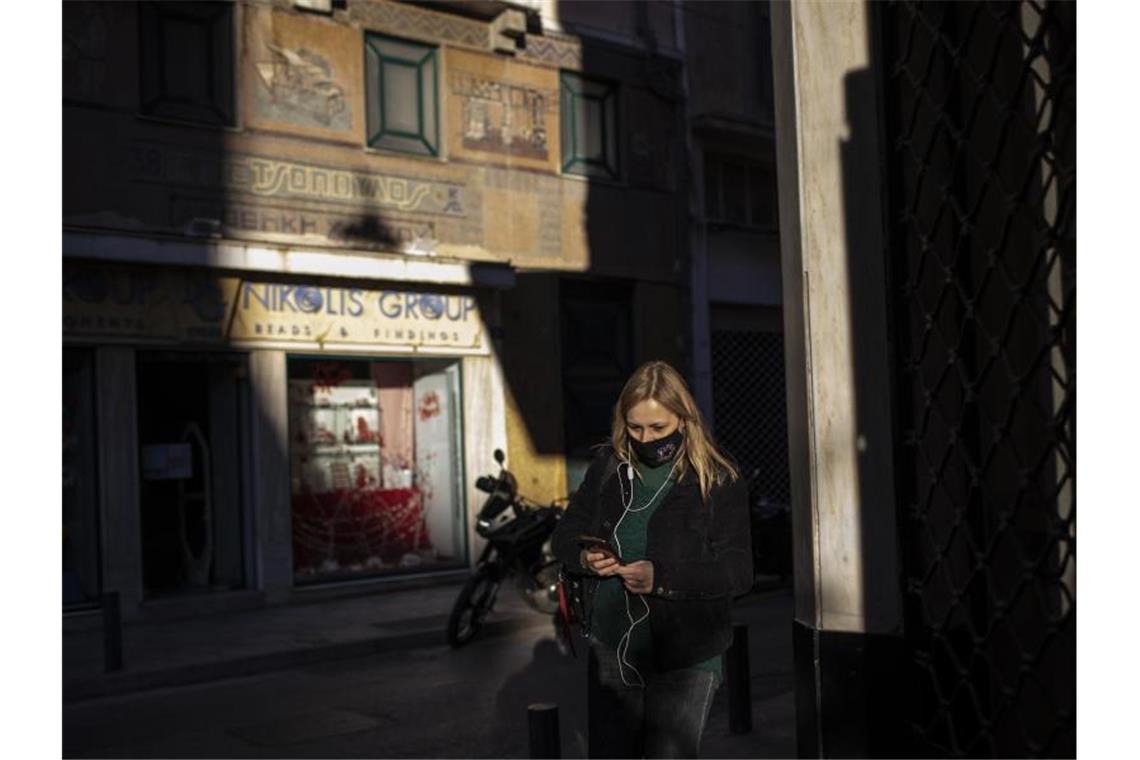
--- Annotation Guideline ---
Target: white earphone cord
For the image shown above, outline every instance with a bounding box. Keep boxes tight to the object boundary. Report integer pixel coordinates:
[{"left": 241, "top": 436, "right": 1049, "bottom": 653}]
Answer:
[{"left": 612, "top": 459, "right": 678, "bottom": 687}]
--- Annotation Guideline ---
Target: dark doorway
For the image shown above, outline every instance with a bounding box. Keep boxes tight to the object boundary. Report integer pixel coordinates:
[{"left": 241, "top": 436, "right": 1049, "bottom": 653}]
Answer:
[{"left": 136, "top": 351, "right": 250, "bottom": 597}]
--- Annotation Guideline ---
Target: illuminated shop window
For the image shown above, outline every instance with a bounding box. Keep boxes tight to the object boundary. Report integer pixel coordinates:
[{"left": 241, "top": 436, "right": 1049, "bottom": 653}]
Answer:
[
  {"left": 365, "top": 33, "right": 439, "bottom": 156},
  {"left": 560, "top": 70, "right": 619, "bottom": 179},
  {"left": 139, "top": 1, "right": 236, "bottom": 126},
  {"left": 288, "top": 357, "right": 465, "bottom": 583}
]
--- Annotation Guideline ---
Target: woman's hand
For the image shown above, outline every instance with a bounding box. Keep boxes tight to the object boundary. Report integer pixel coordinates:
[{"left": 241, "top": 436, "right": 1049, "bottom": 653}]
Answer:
[
  {"left": 613, "top": 560, "right": 655, "bottom": 594},
  {"left": 581, "top": 552, "right": 655, "bottom": 594},
  {"left": 582, "top": 549, "right": 621, "bottom": 576}
]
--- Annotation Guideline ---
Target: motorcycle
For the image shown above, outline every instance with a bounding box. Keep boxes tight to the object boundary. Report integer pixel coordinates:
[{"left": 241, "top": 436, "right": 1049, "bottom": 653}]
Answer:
[{"left": 446, "top": 449, "right": 569, "bottom": 648}]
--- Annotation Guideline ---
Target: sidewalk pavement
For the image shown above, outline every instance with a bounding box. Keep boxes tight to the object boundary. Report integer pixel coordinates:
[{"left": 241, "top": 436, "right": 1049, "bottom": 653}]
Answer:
[
  {"left": 63, "top": 574, "right": 792, "bottom": 708},
  {"left": 63, "top": 577, "right": 545, "bottom": 703}
]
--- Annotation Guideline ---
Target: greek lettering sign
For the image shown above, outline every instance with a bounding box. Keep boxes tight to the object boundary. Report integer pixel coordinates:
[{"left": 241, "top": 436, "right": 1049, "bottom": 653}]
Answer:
[
  {"left": 63, "top": 266, "right": 487, "bottom": 354},
  {"left": 128, "top": 144, "right": 467, "bottom": 217}
]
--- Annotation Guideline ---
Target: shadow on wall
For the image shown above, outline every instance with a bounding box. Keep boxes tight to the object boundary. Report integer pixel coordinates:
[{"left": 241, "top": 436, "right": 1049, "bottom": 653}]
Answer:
[
  {"left": 495, "top": 2, "right": 690, "bottom": 499},
  {"left": 63, "top": 0, "right": 266, "bottom": 606}
]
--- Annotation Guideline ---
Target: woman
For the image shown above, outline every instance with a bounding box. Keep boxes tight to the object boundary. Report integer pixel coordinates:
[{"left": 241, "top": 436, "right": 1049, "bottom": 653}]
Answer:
[{"left": 551, "top": 360, "right": 752, "bottom": 759}]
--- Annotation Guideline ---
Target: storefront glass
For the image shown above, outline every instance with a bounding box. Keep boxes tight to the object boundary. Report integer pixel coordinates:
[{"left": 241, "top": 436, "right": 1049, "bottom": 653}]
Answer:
[
  {"left": 288, "top": 357, "right": 466, "bottom": 583},
  {"left": 63, "top": 348, "right": 101, "bottom": 608}
]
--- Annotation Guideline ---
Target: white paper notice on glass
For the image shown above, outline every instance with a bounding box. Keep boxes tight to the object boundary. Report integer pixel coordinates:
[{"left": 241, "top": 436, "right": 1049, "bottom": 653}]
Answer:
[{"left": 141, "top": 443, "right": 194, "bottom": 481}]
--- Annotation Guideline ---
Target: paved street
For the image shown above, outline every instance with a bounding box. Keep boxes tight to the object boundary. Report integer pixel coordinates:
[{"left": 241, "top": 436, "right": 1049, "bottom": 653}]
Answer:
[{"left": 63, "top": 590, "right": 794, "bottom": 758}]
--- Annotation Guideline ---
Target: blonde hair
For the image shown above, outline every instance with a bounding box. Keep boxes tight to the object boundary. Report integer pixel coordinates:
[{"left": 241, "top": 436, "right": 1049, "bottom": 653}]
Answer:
[{"left": 608, "top": 360, "right": 739, "bottom": 503}]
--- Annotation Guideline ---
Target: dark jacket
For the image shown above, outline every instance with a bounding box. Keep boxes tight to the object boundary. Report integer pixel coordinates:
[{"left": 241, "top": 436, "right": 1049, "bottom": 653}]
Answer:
[{"left": 550, "top": 448, "right": 753, "bottom": 671}]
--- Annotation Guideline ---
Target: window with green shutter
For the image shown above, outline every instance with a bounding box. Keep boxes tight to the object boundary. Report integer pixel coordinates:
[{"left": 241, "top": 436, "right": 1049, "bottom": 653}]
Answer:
[
  {"left": 560, "top": 71, "right": 619, "bottom": 179},
  {"left": 365, "top": 33, "right": 439, "bottom": 156}
]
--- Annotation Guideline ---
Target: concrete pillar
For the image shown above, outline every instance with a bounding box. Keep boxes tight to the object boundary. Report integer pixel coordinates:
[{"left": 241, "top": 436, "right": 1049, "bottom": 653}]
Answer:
[
  {"left": 208, "top": 362, "right": 244, "bottom": 588},
  {"left": 95, "top": 347, "right": 143, "bottom": 614},
  {"left": 248, "top": 349, "right": 293, "bottom": 603},
  {"left": 770, "top": 2, "right": 904, "bottom": 756}
]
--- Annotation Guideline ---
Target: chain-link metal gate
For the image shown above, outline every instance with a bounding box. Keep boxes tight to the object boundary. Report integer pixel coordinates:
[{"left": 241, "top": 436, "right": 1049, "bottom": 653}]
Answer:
[
  {"left": 881, "top": 1, "right": 1075, "bottom": 756},
  {"left": 711, "top": 328, "right": 792, "bottom": 577}
]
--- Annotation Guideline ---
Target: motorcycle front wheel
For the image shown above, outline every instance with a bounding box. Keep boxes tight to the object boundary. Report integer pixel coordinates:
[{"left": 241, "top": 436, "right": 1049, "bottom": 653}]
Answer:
[{"left": 446, "top": 567, "right": 500, "bottom": 647}]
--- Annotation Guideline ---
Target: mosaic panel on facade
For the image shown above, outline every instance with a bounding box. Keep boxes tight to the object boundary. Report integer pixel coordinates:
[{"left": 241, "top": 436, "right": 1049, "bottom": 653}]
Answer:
[
  {"left": 346, "top": 0, "right": 489, "bottom": 50},
  {"left": 445, "top": 48, "right": 560, "bottom": 173},
  {"left": 517, "top": 35, "right": 583, "bottom": 69},
  {"left": 243, "top": 4, "right": 360, "bottom": 138}
]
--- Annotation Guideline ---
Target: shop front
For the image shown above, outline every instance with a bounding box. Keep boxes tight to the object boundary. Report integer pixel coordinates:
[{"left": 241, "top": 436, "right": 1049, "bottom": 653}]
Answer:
[
  {"left": 286, "top": 354, "right": 467, "bottom": 583},
  {"left": 63, "top": 260, "right": 503, "bottom": 614}
]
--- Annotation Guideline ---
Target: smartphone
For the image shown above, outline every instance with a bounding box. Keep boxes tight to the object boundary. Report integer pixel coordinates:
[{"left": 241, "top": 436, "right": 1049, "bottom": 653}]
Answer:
[{"left": 577, "top": 534, "right": 622, "bottom": 563}]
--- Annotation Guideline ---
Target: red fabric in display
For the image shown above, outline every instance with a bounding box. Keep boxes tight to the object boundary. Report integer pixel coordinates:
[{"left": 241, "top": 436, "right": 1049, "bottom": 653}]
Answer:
[{"left": 292, "top": 487, "right": 433, "bottom": 573}]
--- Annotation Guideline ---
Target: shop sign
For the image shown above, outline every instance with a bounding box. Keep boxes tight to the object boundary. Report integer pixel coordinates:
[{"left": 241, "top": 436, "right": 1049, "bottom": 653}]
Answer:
[
  {"left": 231, "top": 282, "right": 484, "bottom": 350},
  {"left": 63, "top": 266, "right": 488, "bottom": 353}
]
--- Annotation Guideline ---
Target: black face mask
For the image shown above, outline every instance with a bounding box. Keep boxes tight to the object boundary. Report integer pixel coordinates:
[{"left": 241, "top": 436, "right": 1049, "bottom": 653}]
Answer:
[{"left": 630, "top": 428, "right": 684, "bottom": 467}]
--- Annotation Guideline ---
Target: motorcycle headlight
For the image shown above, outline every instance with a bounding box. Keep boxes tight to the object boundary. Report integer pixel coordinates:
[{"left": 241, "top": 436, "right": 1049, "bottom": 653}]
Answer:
[
  {"left": 476, "top": 505, "right": 517, "bottom": 537},
  {"left": 492, "top": 505, "right": 517, "bottom": 529}
]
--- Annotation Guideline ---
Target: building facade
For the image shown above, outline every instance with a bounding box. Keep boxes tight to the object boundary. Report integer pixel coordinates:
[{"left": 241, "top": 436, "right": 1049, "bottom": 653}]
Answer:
[
  {"left": 63, "top": 0, "right": 787, "bottom": 621},
  {"left": 676, "top": 1, "right": 790, "bottom": 576}
]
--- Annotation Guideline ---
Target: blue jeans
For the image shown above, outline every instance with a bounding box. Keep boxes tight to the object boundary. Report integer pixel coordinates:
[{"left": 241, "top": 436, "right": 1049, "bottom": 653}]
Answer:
[{"left": 587, "top": 640, "right": 720, "bottom": 759}]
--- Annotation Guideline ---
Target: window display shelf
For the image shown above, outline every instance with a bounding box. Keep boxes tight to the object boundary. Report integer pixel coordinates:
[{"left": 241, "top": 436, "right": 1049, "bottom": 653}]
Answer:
[
  {"left": 304, "top": 442, "right": 382, "bottom": 453},
  {"left": 298, "top": 402, "right": 379, "bottom": 410}
]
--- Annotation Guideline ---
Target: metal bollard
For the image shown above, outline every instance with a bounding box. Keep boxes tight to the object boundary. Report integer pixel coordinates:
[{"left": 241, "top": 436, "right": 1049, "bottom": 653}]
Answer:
[
  {"left": 101, "top": 591, "right": 124, "bottom": 672},
  {"left": 527, "top": 703, "right": 561, "bottom": 759},
  {"left": 724, "top": 623, "right": 752, "bottom": 734}
]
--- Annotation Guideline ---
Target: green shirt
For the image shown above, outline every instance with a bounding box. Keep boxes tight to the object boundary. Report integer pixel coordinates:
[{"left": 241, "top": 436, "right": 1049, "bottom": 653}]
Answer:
[{"left": 591, "top": 458, "right": 723, "bottom": 681}]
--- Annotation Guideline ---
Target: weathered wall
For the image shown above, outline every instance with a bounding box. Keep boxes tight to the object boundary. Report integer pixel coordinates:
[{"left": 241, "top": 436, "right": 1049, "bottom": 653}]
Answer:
[
  {"left": 63, "top": 0, "right": 691, "bottom": 521},
  {"left": 63, "top": 0, "right": 683, "bottom": 276}
]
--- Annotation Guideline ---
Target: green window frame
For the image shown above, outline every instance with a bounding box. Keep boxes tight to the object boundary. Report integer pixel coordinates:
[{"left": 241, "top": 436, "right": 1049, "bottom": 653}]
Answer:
[
  {"left": 365, "top": 33, "right": 439, "bottom": 157},
  {"left": 560, "top": 71, "right": 619, "bottom": 179}
]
